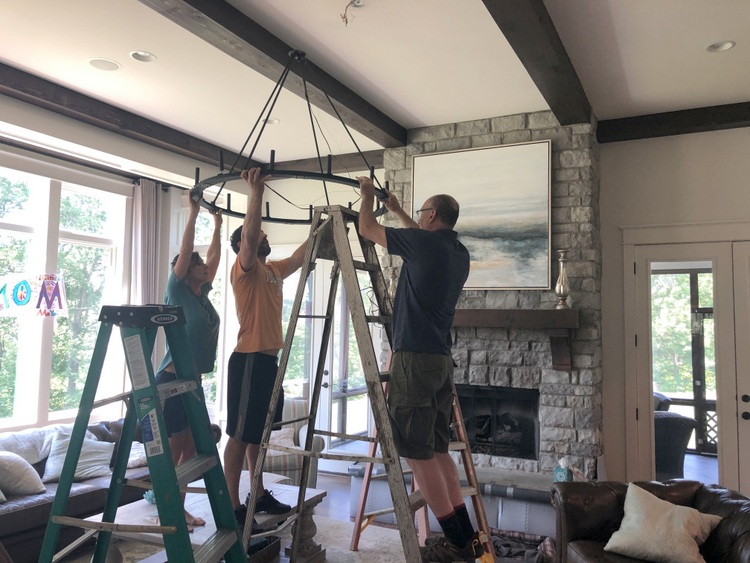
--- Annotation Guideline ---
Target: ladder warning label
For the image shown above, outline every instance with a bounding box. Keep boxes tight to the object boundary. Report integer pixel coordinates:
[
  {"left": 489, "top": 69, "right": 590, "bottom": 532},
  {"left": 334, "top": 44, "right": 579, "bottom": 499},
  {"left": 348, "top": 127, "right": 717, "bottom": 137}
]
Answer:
[
  {"left": 123, "top": 334, "right": 151, "bottom": 390},
  {"left": 140, "top": 409, "right": 164, "bottom": 458}
]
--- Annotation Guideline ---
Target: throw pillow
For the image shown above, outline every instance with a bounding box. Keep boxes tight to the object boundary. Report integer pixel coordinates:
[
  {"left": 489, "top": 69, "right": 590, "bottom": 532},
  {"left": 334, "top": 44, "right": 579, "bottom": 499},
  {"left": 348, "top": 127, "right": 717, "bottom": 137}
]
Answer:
[
  {"left": 42, "top": 431, "right": 115, "bottom": 483},
  {"left": 604, "top": 483, "right": 722, "bottom": 563},
  {"left": 269, "top": 427, "right": 297, "bottom": 448},
  {"left": 127, "top": 441, "right": 148, "bottom": 468},
  {"left": 0, "top": 451, "right": 46, "bottom": 495}
]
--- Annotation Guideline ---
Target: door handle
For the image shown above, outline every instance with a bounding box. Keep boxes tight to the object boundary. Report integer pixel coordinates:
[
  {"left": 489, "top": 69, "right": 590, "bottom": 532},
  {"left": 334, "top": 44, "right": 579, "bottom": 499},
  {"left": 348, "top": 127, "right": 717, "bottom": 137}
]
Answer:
[
  {"left": 742, "top": 394, "right": 750, "bottom": 403},
  {"left": 321, "top": 382, "right": 329, "bottom": 389},
  {"left": 742, "top": 412, "right": 750, "bottom": 420}
]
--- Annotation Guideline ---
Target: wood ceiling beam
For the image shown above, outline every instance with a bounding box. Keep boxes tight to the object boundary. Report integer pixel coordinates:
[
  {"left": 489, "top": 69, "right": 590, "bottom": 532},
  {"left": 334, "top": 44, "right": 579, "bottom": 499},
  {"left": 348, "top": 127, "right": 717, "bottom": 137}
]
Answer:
[
  {"left": 597, "top": 103, "right": 750, "bottom": 143},
  {"left": 137, "top": 0, "right": 406, "bottom": 149},
  {"left": 0, "top": 61, "right": 254, "bottom": 170},
  {"left": 0, "top": 62, "right": 382, "bottom": 176},
  {"left": 482, "top": 0, "right": 591, "bottom": 126}
]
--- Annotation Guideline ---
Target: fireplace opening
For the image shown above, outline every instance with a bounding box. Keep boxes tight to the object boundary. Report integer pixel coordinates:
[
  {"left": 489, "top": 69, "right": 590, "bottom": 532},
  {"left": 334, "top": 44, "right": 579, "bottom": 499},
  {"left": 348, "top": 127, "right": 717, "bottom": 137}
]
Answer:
[{"left": 455, "top": 384, "right": 540, "bottom": 460}]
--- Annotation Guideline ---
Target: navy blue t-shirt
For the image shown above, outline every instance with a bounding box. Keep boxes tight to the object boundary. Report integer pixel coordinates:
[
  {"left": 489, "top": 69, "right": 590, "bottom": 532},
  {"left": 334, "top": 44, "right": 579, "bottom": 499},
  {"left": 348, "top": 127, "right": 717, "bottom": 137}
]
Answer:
[{"left": 385, "top": 227, "right": 470, "bottom": 355}]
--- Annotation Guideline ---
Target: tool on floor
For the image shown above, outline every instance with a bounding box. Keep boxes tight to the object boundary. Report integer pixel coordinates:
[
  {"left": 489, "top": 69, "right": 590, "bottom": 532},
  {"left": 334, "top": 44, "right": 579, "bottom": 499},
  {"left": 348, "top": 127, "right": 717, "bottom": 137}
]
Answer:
[
  {"left": 38, "top": 305, "right": 245, "bottom": 563},
  {"left": 244, "top": 205, "right": 493, "bottom": 561}
]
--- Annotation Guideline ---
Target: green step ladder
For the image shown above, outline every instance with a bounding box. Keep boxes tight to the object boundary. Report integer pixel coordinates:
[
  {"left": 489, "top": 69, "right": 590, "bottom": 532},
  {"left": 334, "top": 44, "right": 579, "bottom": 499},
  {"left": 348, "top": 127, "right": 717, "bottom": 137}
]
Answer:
[{"left": 38, "top": 305, "right": 246, "bottom": 563}]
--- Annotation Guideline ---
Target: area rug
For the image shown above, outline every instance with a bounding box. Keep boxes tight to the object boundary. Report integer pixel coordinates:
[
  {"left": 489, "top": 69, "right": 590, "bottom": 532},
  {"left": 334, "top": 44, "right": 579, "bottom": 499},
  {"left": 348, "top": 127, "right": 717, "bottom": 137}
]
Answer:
[{"left": 62, "top": 516, "right": 406, "bottom": 562}]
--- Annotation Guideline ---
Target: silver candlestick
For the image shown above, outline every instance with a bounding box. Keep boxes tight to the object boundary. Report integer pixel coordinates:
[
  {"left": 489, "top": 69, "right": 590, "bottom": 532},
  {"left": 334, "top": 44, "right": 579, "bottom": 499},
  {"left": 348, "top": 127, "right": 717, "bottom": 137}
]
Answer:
[{"left": 555, "top": 250, "right": 570, "bottom": 309}]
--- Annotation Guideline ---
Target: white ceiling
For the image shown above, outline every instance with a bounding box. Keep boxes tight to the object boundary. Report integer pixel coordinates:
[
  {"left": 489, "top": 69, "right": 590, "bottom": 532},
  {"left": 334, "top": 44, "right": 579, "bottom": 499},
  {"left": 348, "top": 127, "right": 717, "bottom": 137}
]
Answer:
[{"left": 0, "top": 0, "right": 747, "bottom": 172}]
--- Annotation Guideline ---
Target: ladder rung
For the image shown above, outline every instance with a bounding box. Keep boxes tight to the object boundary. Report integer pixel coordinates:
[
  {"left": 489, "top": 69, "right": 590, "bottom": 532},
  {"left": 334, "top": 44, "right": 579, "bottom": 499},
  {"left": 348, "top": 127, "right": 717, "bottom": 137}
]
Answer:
[
  {"left": 317, "top": 451, "right": 386, "bottom": 464},
  {"left": 352, "top": 260, "right": 379, "bottom": 272},
  {"left": 123, "top": 478, "right": 152, "bottom": 490},
  {"left": 361, "top": 485, "right": 478, "bottom": 520},
  {"left": 193, "top": 529, "right": 239, "bottom": 563},
  {"left": 365, "top": 315, "right": 391, "bottom": 324},
  {"left": 175, "top": 454, "right": 217, "bottom": 486},
  {"left": 314, "top": 429, "right": 377, "bottom": 442},
  {"left": 298, "top": 314, "right": 331, "bottom": 319},
  {"left": 50, "top": 529, "right": 97, "bottom": 561},
  {"left": 379, "top": 371, "right": 390, "bottom": 383},
  {"left": 408, "top": 490, "right": 426, "bottom": 512},
  {"left": 157, "top": 379, "right": 198, "bottom": 402},
  {"left": 92, "top": 391, "right": 132, "bottom": 409},
  {"left": 460, "top": 485, "right": 478, "bottom": 497},
  {"left": 448, "top": 441, "right": 468, "bottom": 451},
  {"left": 51, "top": 515, "right": 176, "bottom": 535}
]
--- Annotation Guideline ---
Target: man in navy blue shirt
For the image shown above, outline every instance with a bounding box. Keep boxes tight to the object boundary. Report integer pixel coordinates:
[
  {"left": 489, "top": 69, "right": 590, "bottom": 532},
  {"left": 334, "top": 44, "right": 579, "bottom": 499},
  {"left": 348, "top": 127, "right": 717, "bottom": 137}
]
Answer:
[{"left": 357, "top": 177, "right": 484, "bottom": 562}]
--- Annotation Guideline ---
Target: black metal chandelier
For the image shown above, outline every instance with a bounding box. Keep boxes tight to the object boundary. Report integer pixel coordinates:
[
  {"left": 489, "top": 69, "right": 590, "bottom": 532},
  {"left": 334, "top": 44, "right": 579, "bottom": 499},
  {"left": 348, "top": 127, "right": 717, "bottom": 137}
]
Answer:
[{"left": 190, "top": 50, "right": 387, "bottom": 224}]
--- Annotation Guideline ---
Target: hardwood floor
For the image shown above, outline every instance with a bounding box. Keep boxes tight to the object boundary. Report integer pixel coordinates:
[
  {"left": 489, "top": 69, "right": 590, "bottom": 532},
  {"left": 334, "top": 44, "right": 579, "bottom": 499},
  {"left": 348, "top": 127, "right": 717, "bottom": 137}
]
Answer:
[
  {"left": 683, "top": 453, "right": 719, "bottom": 485},
  {"left": 313, "top": 471, "right": 353, "bottom": 522}
]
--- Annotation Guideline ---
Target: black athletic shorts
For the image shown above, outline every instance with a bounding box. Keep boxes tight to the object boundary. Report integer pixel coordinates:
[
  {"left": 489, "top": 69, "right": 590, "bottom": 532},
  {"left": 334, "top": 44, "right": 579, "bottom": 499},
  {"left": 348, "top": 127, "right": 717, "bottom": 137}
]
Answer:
[
  {"left": 155, "top": 369, "right": 198, "bottom": 436},
  {"left": 226, "top": 351, "right": 284, "bottom": 444}
]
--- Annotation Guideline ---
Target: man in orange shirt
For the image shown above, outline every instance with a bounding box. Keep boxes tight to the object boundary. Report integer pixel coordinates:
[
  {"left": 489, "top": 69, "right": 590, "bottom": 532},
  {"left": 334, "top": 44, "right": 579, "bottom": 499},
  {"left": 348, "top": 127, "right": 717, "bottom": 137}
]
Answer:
[{"left": 223, "top": 167, "right": 308, "bottom": 531}]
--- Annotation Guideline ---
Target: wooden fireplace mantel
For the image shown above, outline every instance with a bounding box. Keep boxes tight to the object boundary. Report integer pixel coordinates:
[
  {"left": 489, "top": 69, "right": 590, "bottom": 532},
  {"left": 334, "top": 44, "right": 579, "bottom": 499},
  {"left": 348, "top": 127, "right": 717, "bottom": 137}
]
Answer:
[{"left": 452, "top": 309, "right": 580, "bottom": 371}]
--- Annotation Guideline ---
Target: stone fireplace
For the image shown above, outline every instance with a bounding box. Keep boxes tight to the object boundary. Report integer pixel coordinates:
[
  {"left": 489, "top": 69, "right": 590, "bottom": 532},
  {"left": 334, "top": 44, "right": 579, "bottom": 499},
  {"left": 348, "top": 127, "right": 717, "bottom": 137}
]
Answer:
[
  {"left": 455, "top": 384, "right": 540, "bottom": 460},
  {"left": 380, "top": 110, "right": 603, "bottom": 479}
]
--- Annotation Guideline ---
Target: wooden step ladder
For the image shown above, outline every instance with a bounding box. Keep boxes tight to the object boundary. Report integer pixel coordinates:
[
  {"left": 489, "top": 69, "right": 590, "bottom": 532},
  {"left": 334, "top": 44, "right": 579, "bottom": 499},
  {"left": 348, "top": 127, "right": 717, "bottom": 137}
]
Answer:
[
  {"left": 38, "top": 305, "right": 245, "bottom": 563},
  {"left": 351, "top": 379, "right": 495, "bottom": 557},
  {"left": 243, "top": 205, "right": 492, "bottom": 561}
]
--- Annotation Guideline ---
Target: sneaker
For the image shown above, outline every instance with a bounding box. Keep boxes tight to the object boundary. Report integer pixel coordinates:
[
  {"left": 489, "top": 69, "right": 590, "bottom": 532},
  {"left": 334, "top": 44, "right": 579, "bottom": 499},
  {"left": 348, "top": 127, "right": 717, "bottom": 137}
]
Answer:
[
  {"left": 420, "top": 533, "right": 485, "bottom": 562},
  {"left": 252, "top": 489, "right": 292, "bottom": 514},
  {"left": 233, "top": 504, "right": 263, "bottom": 534}
]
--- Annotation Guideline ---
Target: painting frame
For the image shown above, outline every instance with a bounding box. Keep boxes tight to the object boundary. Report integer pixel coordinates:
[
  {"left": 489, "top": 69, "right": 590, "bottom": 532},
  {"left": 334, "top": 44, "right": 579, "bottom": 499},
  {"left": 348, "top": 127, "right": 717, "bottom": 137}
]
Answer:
[{"left": 411, "top": 140, "right": 552, "bottom": 290}]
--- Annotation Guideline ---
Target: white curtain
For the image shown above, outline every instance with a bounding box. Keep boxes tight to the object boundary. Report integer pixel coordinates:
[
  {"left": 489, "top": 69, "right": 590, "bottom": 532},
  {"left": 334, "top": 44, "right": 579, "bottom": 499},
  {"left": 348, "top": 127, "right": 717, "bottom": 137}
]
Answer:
[{"left": 131, "top": 179, "right": 164, "bottom": 305}]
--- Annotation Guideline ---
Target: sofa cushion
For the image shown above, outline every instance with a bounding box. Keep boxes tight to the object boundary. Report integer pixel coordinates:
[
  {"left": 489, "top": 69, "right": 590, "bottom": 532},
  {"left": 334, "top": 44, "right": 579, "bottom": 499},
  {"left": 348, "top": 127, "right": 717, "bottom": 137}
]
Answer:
[
  {"left": 604, "top": 483, "right": 722, "bottom": 563},
  {"left": 570, "top": 540, "right": 638, "bottom": 562},
  {"left": 42, "top": 430, "right": 115, "bottom": 483},
  {"left": 0, "top": 452, "right": 46, "bottom": 495}
]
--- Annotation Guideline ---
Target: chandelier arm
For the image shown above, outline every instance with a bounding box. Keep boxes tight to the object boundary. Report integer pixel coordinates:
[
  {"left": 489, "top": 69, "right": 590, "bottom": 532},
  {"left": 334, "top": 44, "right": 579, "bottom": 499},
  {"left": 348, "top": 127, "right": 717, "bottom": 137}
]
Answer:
[
  {"left": 243, "top": 64, "right": 294, "bottom": 170},
  {"left": 300, "top": 65, "right": 331, "bottom": 206},
  {"left": 209, "top": 62, "right": 295, "bottom": 207},
  {"left": 323, "top": 91, "right": 383, "bottom": 191}
]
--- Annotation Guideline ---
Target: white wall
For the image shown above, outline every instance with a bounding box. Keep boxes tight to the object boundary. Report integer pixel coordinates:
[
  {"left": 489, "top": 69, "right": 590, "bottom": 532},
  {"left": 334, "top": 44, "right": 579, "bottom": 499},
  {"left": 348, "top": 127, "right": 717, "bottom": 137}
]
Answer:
[{"left": 600, "top": 127, "right": 750, "bottom": 480}]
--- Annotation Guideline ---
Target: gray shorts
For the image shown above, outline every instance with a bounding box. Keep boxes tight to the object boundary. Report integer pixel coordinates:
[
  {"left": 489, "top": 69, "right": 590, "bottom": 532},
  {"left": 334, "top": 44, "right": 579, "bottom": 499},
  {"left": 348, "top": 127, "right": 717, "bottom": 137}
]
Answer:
[{"left": 387, "top": 350, "right": 454, "bottom": 460}]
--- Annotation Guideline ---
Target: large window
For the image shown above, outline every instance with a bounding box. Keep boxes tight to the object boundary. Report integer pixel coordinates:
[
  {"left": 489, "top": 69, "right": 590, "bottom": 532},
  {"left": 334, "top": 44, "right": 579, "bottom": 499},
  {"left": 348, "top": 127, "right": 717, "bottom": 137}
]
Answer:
[{"left": 0, "top": 165, "right": 129, "bottom": 429}]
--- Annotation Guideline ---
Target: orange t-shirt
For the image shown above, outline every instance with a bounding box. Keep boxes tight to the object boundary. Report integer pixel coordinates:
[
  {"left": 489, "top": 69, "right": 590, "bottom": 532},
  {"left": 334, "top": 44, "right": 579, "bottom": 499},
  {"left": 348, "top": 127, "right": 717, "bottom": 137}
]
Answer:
[{"left": 230, "top": 257, "right": 293, "bottom": 353}]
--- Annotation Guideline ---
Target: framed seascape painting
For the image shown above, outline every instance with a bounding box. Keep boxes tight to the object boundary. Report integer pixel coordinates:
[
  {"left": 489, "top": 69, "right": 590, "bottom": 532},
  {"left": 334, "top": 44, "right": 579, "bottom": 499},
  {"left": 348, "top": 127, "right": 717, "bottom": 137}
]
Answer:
[{"left": 412, "top": 140, "right": 551, "bottom": 290}]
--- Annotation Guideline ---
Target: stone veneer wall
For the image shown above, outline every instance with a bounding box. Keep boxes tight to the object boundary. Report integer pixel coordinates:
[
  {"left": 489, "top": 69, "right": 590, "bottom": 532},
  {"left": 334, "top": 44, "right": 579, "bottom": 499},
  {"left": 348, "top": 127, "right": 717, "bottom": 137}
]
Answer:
[{"left": 380, "top": 111, "right": 603, "bottom": 478}]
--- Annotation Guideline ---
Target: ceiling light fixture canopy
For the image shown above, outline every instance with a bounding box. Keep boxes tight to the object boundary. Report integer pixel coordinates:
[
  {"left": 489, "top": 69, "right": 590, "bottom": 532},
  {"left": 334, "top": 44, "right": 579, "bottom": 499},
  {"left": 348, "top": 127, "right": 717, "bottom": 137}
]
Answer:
[
  {"left": 89, "top": 58, "right": 121, "bottom": 71},
  {"left": 191, "top": 50, "right": 387, "bottom": 224},
  {"left": 130, "top": 50, "right": 157, "bottom": 63},
  {"left": 706, "top": 40, "right": 736, "bottom": 53}
]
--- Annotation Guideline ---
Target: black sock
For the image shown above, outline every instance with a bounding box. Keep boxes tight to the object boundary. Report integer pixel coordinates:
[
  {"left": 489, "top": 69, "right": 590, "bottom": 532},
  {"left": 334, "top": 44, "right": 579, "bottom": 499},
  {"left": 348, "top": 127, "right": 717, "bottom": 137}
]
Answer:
[
  {"left": 437, "top": 512, "right": 467, "bottom": 548},
  {"left": 454, "top": 504, "right": 476, "bottom": 540}
]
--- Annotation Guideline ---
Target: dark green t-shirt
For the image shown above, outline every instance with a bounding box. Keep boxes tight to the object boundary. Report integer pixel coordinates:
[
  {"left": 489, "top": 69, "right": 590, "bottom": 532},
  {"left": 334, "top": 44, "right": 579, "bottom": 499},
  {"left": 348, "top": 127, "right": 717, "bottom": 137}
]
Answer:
[{"left": 157, "top": 271, "right": 220, "bottom": 374}]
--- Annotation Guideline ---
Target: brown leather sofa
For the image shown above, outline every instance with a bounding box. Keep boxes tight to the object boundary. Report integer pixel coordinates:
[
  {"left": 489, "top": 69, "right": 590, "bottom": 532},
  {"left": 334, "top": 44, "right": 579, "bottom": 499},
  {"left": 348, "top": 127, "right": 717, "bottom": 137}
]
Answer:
[
  {"left": 551, "top": 480, "right": 750, "bottom": 563},
  {"left": 0, "top": 419, "right": 150, "bottom": 563}
]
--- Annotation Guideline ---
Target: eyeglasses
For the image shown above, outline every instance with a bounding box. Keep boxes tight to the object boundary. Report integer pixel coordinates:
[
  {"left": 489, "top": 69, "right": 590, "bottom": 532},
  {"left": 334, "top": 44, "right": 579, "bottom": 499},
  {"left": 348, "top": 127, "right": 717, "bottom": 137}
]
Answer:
[{"left": 415, "top": 207, "right": 434, "bottom": 217}]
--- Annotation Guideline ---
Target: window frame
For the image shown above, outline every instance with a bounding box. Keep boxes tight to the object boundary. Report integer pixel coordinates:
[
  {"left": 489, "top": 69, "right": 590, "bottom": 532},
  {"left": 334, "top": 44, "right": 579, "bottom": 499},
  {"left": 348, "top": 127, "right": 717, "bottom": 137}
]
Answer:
[{"left": 0, "top": 160, "right": 132, "bottom": 432}]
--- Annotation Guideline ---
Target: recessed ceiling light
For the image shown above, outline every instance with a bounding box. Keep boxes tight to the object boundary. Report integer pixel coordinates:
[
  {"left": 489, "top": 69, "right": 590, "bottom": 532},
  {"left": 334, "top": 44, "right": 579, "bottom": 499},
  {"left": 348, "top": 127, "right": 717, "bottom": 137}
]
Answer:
[
  {"left": 130, "top": 50, "right": 157, "bottom": 63},
  {"left": 88, "top": 58, "right": 121, "bottom": 71},
  {"left": 264, "top": 118, "right": 281, "bottom": 125},
  {"left": 706, "top": 40, "right": 736, "bottom": 53}
]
